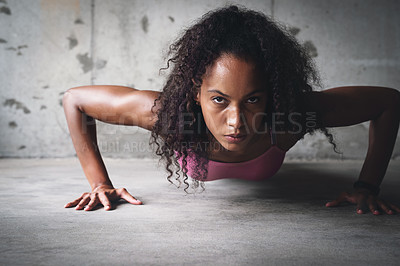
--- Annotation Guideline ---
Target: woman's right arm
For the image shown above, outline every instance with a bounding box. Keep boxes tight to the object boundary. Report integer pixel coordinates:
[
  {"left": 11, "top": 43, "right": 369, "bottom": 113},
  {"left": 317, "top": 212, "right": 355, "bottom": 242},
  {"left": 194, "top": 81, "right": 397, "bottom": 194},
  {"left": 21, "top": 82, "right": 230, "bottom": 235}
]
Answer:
[{"left": 62, "top": 85, "right": 160, "bottom": 211}]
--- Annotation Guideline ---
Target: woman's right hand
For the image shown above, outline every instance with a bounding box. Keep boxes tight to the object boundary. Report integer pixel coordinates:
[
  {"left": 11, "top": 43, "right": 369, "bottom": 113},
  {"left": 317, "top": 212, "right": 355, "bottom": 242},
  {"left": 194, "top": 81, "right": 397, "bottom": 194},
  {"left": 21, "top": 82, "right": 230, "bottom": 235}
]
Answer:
[
  {"left": 64, "top": 185, "right": 143, "bottom": 211},
  {"left": 62, "top": 86, "right": 156, "bottom": 211}
]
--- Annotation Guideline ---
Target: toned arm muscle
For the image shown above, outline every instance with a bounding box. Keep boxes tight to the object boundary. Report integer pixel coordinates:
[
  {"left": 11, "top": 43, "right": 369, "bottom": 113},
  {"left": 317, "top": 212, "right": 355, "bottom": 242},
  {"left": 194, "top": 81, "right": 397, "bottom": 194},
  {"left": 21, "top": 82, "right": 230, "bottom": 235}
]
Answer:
[
  {"left": 62, "top": 85, "right": 160, "bottom": 197},
  {"left": 309, "top": 86, "right": 400, "bottom": 215},
  {"left": 301, "top": 86, "right": 400, "bottom": 188},
  {"left": 301, "top": 86, "right": 399, "bottom": 128},
  {"left": 65, "top": 85, "right": 160, "bottom": 130}
]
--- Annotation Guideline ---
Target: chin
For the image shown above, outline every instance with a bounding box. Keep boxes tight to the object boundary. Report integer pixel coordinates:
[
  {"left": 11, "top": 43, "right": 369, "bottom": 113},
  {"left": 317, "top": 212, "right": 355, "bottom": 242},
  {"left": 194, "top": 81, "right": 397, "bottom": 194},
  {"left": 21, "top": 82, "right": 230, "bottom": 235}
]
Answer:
[
  {"left": 213, "top": 135, "right": 248, "bottom": 152},
  {"left": 221, "top": 142, "right": 246, "bottom": 152}
]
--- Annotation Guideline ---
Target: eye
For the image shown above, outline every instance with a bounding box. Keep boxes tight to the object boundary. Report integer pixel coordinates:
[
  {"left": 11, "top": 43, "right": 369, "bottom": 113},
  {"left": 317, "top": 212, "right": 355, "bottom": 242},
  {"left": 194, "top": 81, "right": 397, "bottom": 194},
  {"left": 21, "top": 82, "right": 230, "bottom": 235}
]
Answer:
[
  {"left": 212, "top": 96, "right": 226, "bottom": 104},
  {"left": 247, "top": 97, "right": 260, "bottom": 104}
]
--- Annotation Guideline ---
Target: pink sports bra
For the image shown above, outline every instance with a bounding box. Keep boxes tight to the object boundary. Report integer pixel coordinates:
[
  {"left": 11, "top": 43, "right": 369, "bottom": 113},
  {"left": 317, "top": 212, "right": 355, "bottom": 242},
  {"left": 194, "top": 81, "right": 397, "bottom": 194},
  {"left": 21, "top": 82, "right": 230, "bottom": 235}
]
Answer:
[{"left": 177, "top": 130, "right": 286, "bottom": 181}]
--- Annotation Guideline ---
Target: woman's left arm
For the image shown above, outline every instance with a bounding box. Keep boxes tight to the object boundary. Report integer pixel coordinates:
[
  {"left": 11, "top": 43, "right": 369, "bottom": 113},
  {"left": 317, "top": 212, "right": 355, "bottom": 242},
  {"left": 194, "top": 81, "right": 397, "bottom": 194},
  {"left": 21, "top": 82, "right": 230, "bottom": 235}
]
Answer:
[{"left": 301, "top": 86, "right": 400, "bottom": 215}]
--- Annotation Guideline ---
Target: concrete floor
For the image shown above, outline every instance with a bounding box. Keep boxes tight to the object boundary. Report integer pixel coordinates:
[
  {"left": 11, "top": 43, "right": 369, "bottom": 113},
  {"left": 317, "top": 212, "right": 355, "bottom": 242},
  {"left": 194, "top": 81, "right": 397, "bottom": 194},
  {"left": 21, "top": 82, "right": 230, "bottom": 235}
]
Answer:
[{"left": 1, "top": 158, "right": 399, "bottom": 266}]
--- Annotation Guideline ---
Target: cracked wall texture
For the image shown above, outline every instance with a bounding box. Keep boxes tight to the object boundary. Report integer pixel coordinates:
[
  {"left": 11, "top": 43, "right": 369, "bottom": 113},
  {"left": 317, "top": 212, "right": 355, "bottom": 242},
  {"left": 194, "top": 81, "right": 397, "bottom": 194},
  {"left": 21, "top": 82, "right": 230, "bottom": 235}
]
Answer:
[{"left": 0, "top": 0, "right": 399, "bottom": 159}]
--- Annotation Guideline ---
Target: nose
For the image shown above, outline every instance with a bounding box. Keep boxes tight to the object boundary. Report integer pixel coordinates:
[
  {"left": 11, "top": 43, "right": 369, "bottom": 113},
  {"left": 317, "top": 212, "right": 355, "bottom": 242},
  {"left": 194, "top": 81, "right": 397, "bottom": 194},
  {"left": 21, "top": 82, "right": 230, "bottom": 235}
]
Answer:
[{"left": 227, "top": 106, "right": 245, "bottom": 129}]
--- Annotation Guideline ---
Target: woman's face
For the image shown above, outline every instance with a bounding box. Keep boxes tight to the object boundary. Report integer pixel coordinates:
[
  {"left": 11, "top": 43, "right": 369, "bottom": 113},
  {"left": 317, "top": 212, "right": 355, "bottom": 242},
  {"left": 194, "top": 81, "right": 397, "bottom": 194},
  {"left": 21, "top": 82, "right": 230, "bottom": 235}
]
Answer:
[{"left": 196, "top": 53, "right": 268, "bottom": 154}]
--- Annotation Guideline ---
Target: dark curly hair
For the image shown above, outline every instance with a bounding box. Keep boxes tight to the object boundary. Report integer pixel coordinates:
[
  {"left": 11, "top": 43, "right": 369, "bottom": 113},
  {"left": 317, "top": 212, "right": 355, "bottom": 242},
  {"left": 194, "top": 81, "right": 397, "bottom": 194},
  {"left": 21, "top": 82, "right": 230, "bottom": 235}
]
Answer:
[{"left": 150, "top": 5, "right": 340, "bottom": 192}]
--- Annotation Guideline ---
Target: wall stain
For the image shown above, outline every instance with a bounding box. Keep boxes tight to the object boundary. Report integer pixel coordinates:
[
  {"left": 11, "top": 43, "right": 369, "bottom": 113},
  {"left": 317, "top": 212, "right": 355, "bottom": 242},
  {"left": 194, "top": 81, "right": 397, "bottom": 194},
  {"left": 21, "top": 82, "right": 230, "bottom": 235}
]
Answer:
[
  {"left": 67, "top": 34, "right": 78, "bottom": 49},
  {"left": 96, "top": 59, "right": 107, "bottom": 70},
  {"left": 76, "top": 53, "right": 107, "bottom": 73},
  {"left": 0, "top": 0, "right": 7, "bottom": 4},
  {"left": 32, "top": 96, "right": 43, "bottom": 100},
  {"left": 40, "top": 105, "right": 47, "bottom": 110},
  {"left": 18, "top": 145, "right": 26, "bottom": 150},
  {"left": 58, "top": 93, "right": 65, "bottom": 106},
  {"left": 5, "top": 45, "right": 28, "bottom": 55},
  {"left": 0, "top": 38, "right": 6, "bottom": 43},
  {"left": 8, "top": 121, "right": 17, "bottom": 128},
  {"left": 76, "top": 53, "right": 93, "bottom": 73},
  {"left": 0, "top": 6, "right": 11, "bottom": 15},
  {"left": 168, "top": 16, "right": 175, "bottom": 22},
  {"left": 42, "top": 85, "right": 49, "bottom": 89},
  {"left": 3, "top": 99, "right": 31, "bottom": 114},
  {"left": 302, "top": 40, "right": 318, "bottom": 57},
  {"left": 74, "top": 18, "right": 84, "bottom": 24},
  {"left": 141, "top": 15, "right": 149, "bottom": 33}
]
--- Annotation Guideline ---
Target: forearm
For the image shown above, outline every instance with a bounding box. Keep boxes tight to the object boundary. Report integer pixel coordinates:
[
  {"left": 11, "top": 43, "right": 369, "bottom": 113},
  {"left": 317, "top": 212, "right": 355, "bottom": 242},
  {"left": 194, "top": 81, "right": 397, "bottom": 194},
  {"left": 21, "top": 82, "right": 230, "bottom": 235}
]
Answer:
[
  {"left": 63, "top": 91, "right": 113, "bottom": 190},
  {"left": 358, "top": 94, "right": 400, "bottom": 187}
]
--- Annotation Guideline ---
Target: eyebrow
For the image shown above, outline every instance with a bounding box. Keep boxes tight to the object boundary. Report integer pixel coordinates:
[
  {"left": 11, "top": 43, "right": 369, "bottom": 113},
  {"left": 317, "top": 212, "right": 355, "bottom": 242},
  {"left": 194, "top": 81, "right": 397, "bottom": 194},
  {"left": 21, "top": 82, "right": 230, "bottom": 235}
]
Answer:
[{"left": 207, "top": 89, "right": 265, "bottom": 98}]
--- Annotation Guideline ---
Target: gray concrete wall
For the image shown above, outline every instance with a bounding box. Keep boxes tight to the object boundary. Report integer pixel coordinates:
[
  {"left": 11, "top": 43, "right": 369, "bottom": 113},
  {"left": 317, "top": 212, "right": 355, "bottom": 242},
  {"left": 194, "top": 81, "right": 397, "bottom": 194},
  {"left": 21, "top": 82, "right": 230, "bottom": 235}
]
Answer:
[{"left": 0, "top": 0, "right": 399, "bottom": 159}]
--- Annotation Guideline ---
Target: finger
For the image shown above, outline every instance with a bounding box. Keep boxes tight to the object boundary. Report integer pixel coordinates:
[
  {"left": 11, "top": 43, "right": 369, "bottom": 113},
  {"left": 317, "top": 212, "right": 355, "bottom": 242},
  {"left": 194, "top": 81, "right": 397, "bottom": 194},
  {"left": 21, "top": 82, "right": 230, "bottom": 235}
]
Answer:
[
  {"left": 325, "top": 192, "right": 349, "bottom": 207},
  {"left": 376, "top": 199, "right": 393, "bottom": 215},
  {"left": 356, "top": 197, "right": 368, "bottom": 214},
  {"left": 64, "top": 197, "right": 83, "bottom": 208},
  {"left": 388, "top": 203, "right": 400, "bottom": 213},
  {"left": 367, "top": 196, "right": 380, "bottom": 215},
  {"left": 65, "top": 192, "right": 90, "bottom": 208},
  {"left": 75, "top": 195, "right": 91, "bottom": 210},
  {"left": 118, "top": 188, "right": 143, "bottom": 205},
  {"left": 84, "top": 194, "right": 99, "bottom": 211},
  {"left": 98, "top": 193, "right": 112, "bottom": 211}
]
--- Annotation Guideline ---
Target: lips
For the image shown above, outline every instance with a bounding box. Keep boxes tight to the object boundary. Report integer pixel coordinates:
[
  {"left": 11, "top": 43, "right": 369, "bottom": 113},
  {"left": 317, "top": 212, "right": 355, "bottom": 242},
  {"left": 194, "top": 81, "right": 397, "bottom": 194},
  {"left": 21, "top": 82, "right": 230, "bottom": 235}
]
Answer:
[
  {"left": 226, "top": 134, "right": 245, "bottom": 138},
  {"left": 224, "top": 134, "right": 247, "bottom": 143}
]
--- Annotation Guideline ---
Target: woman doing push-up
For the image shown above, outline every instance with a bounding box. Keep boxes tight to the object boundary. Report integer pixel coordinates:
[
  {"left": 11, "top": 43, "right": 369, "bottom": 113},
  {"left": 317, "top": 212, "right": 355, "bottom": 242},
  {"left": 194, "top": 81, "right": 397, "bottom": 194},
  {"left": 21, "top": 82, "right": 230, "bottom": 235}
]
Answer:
[{"left": 62, "top": 5, "right": 400, "bottom": 215}]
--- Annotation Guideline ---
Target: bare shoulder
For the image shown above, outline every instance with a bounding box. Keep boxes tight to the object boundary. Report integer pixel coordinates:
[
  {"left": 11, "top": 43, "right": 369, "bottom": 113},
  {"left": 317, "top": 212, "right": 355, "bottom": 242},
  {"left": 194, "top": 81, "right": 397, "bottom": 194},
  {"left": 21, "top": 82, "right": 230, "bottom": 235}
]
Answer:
[
  {"left": 276, "top": 85, "right": 400, "bottom": 150},
  {"left": 65, "top": 85, "right": 161, "bottom": 130},
  {"left": 124, "top": 89, "right": 161, "bottom": 130},
  {"left": 299, "top": 86, "right": 400, "bottom": 128}
]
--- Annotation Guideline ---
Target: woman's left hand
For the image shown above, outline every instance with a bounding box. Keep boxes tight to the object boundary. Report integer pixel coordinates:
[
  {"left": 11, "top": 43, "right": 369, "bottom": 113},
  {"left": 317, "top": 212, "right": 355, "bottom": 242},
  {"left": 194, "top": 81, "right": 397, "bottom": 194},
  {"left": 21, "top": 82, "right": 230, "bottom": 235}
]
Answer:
[{"left": 326, "top": 189, "right": 400, "bottom": 215}]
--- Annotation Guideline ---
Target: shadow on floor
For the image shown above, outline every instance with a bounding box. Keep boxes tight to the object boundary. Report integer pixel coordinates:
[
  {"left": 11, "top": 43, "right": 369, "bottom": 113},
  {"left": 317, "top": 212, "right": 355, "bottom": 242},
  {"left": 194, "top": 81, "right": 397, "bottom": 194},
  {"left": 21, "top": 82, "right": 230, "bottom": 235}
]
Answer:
[{"left": 217, "top": 163, "right": 400, "bottom": 208}]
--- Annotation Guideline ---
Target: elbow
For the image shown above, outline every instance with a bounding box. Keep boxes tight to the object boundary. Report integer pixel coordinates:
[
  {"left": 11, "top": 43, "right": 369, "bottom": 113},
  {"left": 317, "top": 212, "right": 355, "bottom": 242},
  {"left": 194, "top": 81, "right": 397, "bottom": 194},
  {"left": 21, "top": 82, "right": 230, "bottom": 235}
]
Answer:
[
  {"left": 62, "top": 87, "right": 81, "bottom": 111},
  {"left": 62, "top": 89, "right": 74, "bottom": 108}
]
